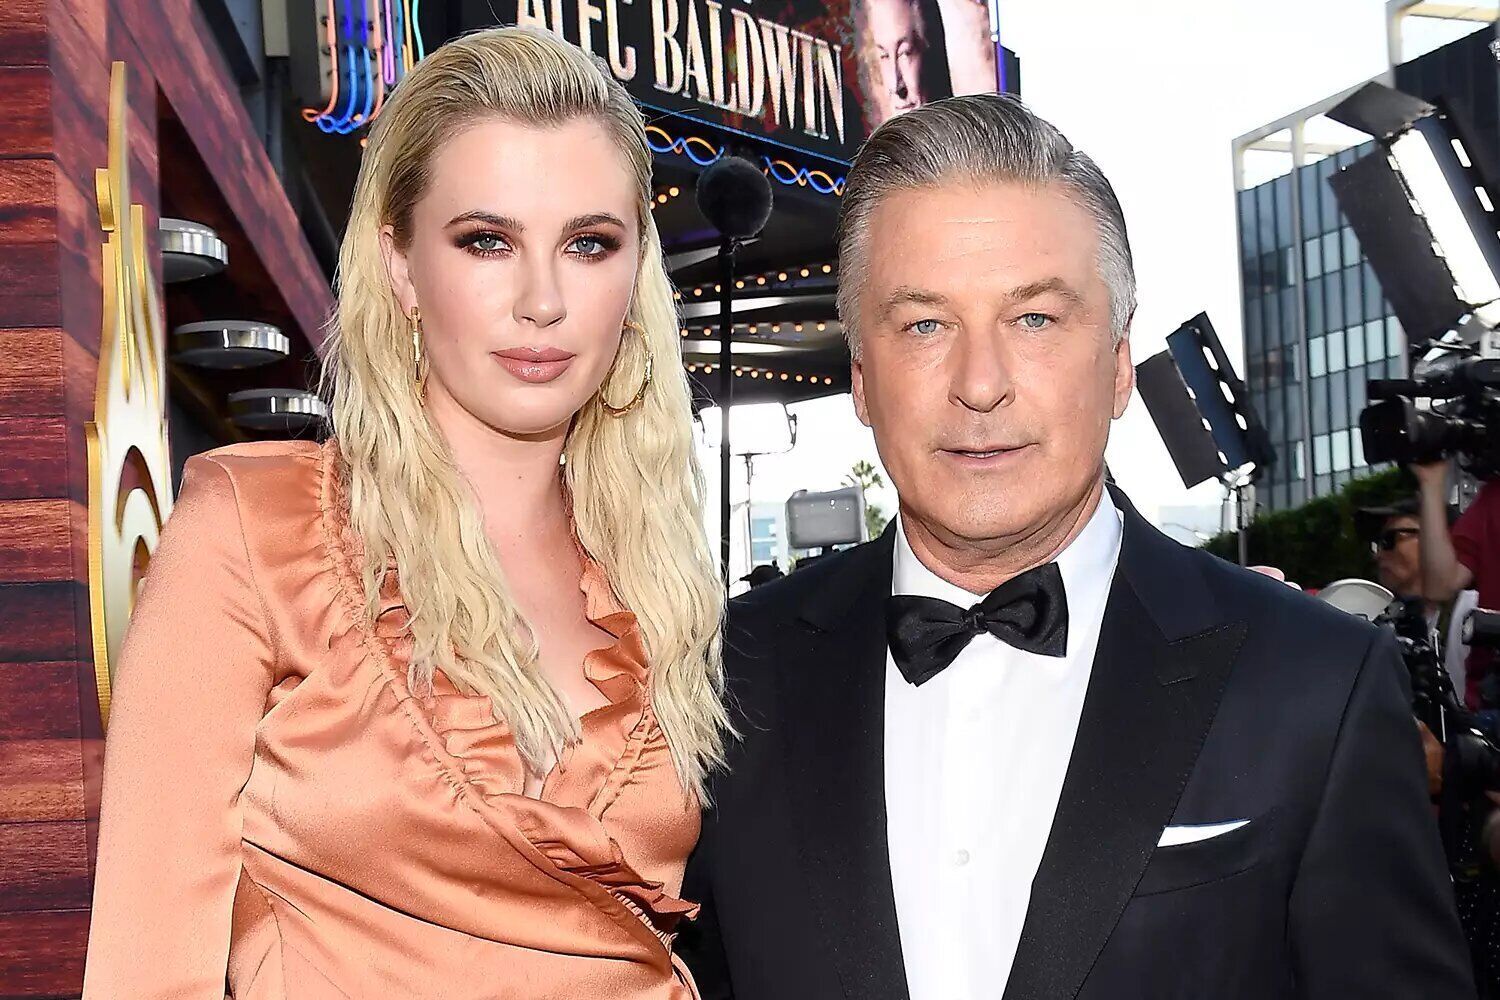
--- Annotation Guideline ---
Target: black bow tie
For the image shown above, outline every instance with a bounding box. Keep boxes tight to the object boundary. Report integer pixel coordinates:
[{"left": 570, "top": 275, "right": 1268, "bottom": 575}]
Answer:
[{"left": 886, "top": 562, "right": 1069, "bottom": 686}]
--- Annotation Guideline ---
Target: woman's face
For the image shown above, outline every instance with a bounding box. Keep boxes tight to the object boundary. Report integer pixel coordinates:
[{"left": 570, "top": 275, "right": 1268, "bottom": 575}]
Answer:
[{"left": 383, "top": 116, "right": 643, "bottom": 438}]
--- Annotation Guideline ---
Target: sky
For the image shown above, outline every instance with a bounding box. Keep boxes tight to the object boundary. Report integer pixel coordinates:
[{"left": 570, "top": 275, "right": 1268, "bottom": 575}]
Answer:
[{"left": 699, "top": 0, "right": 1490, "bottom": 554}]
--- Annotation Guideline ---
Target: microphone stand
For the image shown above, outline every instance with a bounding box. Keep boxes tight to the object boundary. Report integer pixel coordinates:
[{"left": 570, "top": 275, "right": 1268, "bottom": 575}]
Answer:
[{"left": 719, "top": 236, "right": 738, "bottom": 593}]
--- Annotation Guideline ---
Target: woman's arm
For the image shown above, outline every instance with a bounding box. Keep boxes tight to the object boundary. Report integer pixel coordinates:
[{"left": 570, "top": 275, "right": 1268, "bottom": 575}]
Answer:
[{"left": 82, "top": 455, "right": 278, "bottom": 998}]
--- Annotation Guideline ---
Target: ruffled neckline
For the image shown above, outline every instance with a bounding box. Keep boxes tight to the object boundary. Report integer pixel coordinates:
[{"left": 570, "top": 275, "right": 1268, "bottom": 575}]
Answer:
[{"left": 312, "top": 439, "right": 695, "bottom": 952}]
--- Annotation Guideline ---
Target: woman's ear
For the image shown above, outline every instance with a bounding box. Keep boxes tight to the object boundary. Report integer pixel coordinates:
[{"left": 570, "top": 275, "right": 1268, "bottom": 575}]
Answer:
[{"left": 380, "top": 224, "right": 416, "bottom": 315}]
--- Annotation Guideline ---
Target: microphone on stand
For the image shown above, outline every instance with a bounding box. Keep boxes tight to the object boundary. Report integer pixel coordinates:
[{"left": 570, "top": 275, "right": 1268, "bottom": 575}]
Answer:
[{"left": 695, "top": 156, "right": 773, "bottom": 592}]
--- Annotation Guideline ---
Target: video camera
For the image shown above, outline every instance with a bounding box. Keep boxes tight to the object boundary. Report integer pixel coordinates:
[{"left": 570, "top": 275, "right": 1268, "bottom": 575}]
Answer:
[
  {"left": 1378, "top": 597, "right": 1500, "bottom": 800},
  {"left": 1360, "top": 354, "right": 1500, "bottom": 480}
]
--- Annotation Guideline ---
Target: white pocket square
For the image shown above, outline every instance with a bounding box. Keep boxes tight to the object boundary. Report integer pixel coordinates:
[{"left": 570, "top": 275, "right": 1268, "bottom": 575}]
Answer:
[{"left": 1156, "top": 819, "right": 1251, "bottom": 848}]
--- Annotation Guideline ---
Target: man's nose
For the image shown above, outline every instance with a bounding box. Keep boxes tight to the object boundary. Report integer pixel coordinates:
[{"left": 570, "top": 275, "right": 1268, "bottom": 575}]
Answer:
[
  {"left": 950, "top": 328, "right": 1014, "bottom": 413},
  {"left": 513, "top": 254, "right": 567, "bottom": 329},
  {"left": 891, "top": 62, "right": 908, "bottom": 99}
]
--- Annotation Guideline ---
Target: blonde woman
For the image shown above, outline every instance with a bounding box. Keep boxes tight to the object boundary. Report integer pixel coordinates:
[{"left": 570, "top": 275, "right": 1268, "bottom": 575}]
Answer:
[{"left": 82, "top": 27, "right": 728, "bottom": 999}]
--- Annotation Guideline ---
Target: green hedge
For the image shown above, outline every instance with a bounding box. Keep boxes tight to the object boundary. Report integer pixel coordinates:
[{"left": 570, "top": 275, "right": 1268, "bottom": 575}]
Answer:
[{"left": 1203, "top": 467, "right": 1415, "bottom": 589}]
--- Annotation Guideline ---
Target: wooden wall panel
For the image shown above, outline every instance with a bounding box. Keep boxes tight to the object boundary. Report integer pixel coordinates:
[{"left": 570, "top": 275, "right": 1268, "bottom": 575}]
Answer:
[
  {"left": 0, "top": 152, "right": 60, "bottom": 331},
  {"left": 0, "top": 160, "right": 57, "bottom": 242},
  {"left": 0, "top": 500, "right": 75, "bottom": 584},
  {"left": 0, "top": 739, "right": 83, "bottom": 824},
  {"left": 0, "top": 0, "right": 48, "bottom": 67},
  {"left": 0, "top": 419, "right": 69, "bottom": 500},
  {"left": 0, "top": 822, "right": 90, "bottom": 913},
  {"left": 0, "top": 329, "right": 64, "bottom": 417},
  {"left": 0, "top": 67, "right": 53, "bottom": 157},
  {"left": 0, "top": 663, "right": 79, "bottom": 741},
  {"left": 0, "top": 908, "right": 88, "bottom": 998},
  {"left": 0, "top": 583, "right": 80, "bottom": 663}
]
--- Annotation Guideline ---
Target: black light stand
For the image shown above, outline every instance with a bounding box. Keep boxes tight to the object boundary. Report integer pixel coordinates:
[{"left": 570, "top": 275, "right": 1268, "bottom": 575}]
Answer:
[{"left": 695, "top": 156, "right": 773, "bottom": 592}]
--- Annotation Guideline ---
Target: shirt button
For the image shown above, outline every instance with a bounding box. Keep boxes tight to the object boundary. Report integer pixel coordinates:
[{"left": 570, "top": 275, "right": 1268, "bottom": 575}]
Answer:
[{"left": 952, "top": 849, "right": 971, "bottom": 867}]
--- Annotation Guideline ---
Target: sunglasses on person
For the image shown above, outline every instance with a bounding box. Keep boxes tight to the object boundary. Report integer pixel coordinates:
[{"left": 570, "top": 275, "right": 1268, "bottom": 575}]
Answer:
[{"left": 1372, "top": 527, "right": 1420, "bottom": 552}]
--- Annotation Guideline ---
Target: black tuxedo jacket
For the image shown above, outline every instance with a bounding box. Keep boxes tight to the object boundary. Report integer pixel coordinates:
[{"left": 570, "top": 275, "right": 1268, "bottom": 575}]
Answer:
[{"left": 678, "top": 488, "right": 1474, "bottom": 999}]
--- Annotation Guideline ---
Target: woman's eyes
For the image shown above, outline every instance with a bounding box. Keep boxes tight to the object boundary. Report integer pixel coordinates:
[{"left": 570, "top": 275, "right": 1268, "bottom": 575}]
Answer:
[
  {"left": 457, "top": 232, "right": 619, "bottom": 260},
  {"left": 568, "top": 234, "right": 620, "bottom": 258},
  {"left": 459, "top": 232, "right": 509, "bottom": 255}
]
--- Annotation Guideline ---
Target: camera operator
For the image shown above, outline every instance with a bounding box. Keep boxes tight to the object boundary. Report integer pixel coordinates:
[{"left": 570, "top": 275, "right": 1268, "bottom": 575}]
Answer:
[
  {"left": 1415, "top": 461, "right": 1499, "bottom": 714},
  {"left": 1359, "top": 496, "right": 1477, "bottom": 698},
  {"left": 1409, "top": 463, "right": 1500, "bottom": 996}
]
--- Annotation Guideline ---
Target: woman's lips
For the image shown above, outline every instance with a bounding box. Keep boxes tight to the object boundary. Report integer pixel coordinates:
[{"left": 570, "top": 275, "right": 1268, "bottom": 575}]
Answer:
[{"left": 492, "top": 347, "right": 575, "bottom": 384}]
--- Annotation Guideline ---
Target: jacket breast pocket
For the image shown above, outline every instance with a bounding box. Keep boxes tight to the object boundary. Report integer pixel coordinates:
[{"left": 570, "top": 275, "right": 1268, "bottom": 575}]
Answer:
[{"left": 1133, "top": 813, "right": 1274, "bottom": 897}]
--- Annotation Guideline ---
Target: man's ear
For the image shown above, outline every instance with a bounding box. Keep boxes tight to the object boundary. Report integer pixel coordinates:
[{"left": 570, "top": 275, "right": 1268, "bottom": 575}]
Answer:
[
  {"left": 380, "top": 224, "right": 416, "bottom": 315},
  {"left": 851, "top": 353, "right": 871, "bottom": 428},
  {"left": 1111, "top": 327, "right": 1135, "bottom": 420}
]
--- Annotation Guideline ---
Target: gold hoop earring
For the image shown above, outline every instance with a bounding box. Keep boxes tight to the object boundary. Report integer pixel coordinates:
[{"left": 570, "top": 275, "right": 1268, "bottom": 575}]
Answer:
[
  {"left": 601, "top": 320, "right": 653, "bottom": 417},
  {"left": 410, "top": 306, "right": 427, "bottom": 396}
]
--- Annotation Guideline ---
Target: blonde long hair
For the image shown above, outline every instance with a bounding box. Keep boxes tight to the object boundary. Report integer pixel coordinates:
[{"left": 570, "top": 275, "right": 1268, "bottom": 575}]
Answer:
[{"left": 320, "top": 26, "right": 729, "bottom": 800}]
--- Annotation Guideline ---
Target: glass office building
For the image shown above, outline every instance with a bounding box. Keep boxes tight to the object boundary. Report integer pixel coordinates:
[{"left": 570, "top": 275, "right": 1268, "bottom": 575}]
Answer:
[
  {"left": 1238, "top": 147, "right": 1406, "bottom": 512},
  {"left": 1234, "top": 23, "right": 1497, "bottom": 512}
]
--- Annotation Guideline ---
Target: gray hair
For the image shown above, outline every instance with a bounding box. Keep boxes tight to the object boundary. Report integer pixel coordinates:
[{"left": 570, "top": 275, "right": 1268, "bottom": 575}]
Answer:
[{"left": 836, "top": 93, "right": 1136, "bottom": 357}]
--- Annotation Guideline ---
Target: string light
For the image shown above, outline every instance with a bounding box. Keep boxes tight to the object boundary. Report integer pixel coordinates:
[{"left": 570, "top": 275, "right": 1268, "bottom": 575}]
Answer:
[
  {"left": 645, "top": 123, "right": 846, "bottom": 195},
  {"left": 778, "top": 272, "right": 788, "bottom": 281},
  {"left": 822, "top": 264, "right": 833, "bottom": 273}
]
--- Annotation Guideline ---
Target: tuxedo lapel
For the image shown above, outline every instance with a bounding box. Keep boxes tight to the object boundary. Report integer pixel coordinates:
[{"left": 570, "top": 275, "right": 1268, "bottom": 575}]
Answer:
[
  {"left": 1002, "top": 490, "right": 1248, "bottom": 1000},
  {"left": 777, "top": 528, "right": 911, "bottom": 1000}
]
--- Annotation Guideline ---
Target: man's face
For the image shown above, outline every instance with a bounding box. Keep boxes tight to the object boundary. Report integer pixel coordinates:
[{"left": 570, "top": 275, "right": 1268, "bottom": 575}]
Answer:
[
  {"left": 1375, "top": 514, "right": 1423, "bottom": 598},
  {"left": 868, "top": 0, "right": 928, "bottom": 116},
  {"left": 851, "top": 179, "right": 1134, "bottom": 547}
]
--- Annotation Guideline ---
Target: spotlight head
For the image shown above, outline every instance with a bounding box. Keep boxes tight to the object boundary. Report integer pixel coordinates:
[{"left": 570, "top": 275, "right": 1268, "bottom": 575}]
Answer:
[{"left": 1327, "top": 82, "right": 1437, "bottom": 142}]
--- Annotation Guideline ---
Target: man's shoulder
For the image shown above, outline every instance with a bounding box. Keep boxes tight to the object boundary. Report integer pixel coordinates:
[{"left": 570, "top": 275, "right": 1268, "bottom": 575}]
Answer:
[
  {"left": 723, "top": 539, "right": 886, "bottom": 674},
  {"left": 1147, "top": 534, "right": 1381, "bottom": 658},
  {"left": 1191, "top": 549, "right": 1389, "bottom": 712},
  {"left": 730, "top": 539, "right": 882, "bottom": 624}
]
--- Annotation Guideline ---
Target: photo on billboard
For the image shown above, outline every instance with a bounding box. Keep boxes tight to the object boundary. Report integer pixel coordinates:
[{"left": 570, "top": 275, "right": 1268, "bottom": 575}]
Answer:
[{"left": 438, "top": 0, "right": 1008, "bottom": 163}]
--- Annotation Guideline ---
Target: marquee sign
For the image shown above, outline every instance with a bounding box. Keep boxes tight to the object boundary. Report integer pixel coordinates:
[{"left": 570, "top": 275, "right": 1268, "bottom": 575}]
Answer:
[{"left": 283, "top": 0, "right": 1013, "bottom": 162}]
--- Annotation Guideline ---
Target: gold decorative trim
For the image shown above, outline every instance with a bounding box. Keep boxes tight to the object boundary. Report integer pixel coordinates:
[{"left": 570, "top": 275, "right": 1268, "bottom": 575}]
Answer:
[{"left": 86, "top": 62, "right": 174, "bottom": 729}]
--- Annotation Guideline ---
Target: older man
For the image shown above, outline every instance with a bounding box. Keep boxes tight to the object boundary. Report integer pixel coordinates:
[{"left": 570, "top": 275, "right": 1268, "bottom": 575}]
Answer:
[{"left": 678, "top": 94, "right": 1472, "bottom": 999}]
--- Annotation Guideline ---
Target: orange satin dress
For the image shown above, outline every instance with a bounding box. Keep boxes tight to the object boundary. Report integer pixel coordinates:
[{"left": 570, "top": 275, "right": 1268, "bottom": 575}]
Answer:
[{"left": 82, "top": 439, "right": 702, "bottom": 999}]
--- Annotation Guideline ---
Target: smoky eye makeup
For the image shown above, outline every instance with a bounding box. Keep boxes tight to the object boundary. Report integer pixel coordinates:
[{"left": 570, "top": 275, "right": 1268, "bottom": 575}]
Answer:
[
  {"left": 453, "top": 229, "right": 510, "bottom": 257},
  {"left": 568, "top": 232, "right": 624, "bottom": 259}
]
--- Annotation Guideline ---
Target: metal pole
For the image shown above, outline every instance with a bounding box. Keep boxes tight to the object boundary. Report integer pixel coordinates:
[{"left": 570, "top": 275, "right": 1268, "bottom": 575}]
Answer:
[
  {"left": 1237, "top": 480, "right": 1255, "bottom": 567},
  {"left": 719, "top": 238, "right": 736, "bottom": 591}
]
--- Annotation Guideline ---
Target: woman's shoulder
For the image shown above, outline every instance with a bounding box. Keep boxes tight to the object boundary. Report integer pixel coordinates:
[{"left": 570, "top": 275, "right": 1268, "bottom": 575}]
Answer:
[
  {"left": 185, "top": 439, "right": 326, "bottom": 501},
  {"left": 189, "top": 438, "right": 324, "bottom": 475},
  {"left": 176, "top": 439, "right": 331, "bottom": 552}
]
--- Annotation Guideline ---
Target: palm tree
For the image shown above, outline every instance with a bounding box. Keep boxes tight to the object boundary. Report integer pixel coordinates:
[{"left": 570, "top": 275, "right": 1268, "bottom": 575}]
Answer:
[{"left": 844, "top": 460, "right": 890, "bottom": 538}]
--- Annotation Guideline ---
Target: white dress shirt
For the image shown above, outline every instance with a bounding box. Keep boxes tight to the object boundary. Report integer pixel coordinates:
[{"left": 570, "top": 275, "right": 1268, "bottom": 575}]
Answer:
[{"left": 884, "top": 490, "right": 1124, "bottom": 1000}]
